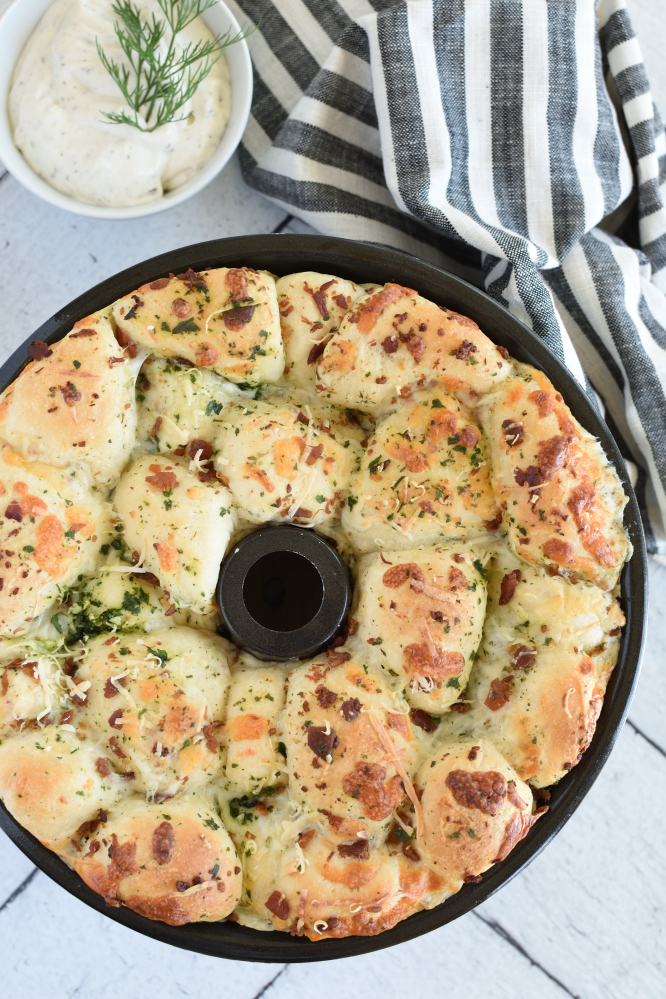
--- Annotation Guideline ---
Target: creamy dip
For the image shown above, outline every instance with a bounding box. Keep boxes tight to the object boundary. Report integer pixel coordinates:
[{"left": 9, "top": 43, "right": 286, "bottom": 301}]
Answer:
[{"left": 9, "top": 0, "right": 232, "bottom": 207}]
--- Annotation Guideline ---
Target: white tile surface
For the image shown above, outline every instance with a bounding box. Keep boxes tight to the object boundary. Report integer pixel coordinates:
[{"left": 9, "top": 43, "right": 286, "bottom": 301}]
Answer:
[{"left": 1, "top": 2, "right": 666, "bottom": 996}]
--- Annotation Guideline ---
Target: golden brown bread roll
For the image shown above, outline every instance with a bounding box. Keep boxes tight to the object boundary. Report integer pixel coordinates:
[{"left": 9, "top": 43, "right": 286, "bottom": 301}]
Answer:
[
  {"left": 351, "top": 545, "right": 488, "bottom": 713},
  {"left": 0, "top": 726, "right": 119, "bottom": 851},
  {"left": 0, "top": 443, "right": 112, "bottom": 636},
  {"left": 114, "top": 449, "right": 235, "bottom": 613},
  {"left": 342, "top": 391, "right": 499, "bottom": 551},
  {"left": 113, "top": 267, "right": 284, "bottom": 385},
  {"left": 76, "top": 627, "right": 231, "bottom": 798},
  {"left": 0, "top": 310, "right": 143, "bottom": 487},
  {"left": 316, "top": 284, "right": 511, "bottom": 413},
  {"left": 477, "top": 363, "right": 630, "bottom": 589},
  {"left": 416, "top": 739, "right": 543, "bottom": 884},
  {"left": 71, "top": 793, "right": 242, "bottom": 924},
  {"left": 215, "top": 397, "right": 360, "bottom": 528},
  {"left": 276, "top": 271, "right": 368, "bottom": 394}
]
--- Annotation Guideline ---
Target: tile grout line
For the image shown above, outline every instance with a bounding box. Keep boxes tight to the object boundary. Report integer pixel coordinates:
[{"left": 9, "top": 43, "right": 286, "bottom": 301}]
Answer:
[
  {"left": 0, "top": 866, "right": 38, "bottom": 915},
  {"left": 473, "top": 912, "right": 581, "bottom": 998},
  {"left": 626, "top": 717, "right": 666, "bottom": 758},
  {"left": 249, "top": 965, "right": 288, "bottom": 999},
  {"left": 272, "top": 214, "right": 294, "bottom": 234}
]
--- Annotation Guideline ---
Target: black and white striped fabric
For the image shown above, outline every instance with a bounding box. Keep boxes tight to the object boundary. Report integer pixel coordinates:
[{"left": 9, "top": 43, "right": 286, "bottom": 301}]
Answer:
[{"left": 226, "top": 0, "right": 666, "bottom": 557}]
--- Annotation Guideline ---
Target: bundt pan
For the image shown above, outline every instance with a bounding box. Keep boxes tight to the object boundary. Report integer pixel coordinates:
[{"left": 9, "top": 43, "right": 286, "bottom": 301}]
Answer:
[{"left": 0, "top": 234, "right": 648, "bottom": 962}]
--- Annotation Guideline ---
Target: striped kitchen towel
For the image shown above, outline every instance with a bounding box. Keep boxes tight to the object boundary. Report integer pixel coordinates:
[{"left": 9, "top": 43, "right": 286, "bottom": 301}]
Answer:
[{"left": 226, "top": 0, "right": 666, "bottom": 557}]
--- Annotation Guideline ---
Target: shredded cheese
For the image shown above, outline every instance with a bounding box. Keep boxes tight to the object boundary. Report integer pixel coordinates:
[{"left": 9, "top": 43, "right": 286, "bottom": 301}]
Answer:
[{"left": 368, "top": 710, "right": 423, "bottom": 840}]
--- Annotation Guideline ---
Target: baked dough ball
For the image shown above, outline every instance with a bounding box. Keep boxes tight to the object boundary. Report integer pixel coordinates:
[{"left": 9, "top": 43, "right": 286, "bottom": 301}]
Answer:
[
  {"left": 469, "top": 644, "right": 606, "bottom": 788},
  {"left": 251, "top": 825, "right": 449, "bottom": 939},
  {"left": 71, "top": 793, "right": 242, "bottom": 924},
  {"left": 315, "top": 284, "right": 511, "bottom": 413},
  {"left": 135, "top": 356, "right": 243, "bottom": 453},
  {"left": 351, "top": 546, "right": 488, "bottom": 713},
  {"left": 114, "top": 451, "right": 235, "bottom": 613},
  {"left": 222, "top": 655, "right": 287, "bottom": 794},
  {"left": 0, "top": 444, "right": 112, "bottom": 636},
  {"left": 416, "top": 739, "right": 543, "bottom": 885},
  {"left": 483, "top": 548, "right": 625, "bottom": 665},
  {"left": 276, "top": 271, "right": 367, "bottom": 393},
  {"left": 113, "top": 267, "right": 284, "bottom": 385},
  {"left": 284, "top": 657, "right": 419, "bottom": 836},
  {"left": 215, "top": 398, "right": 360, "bottom": 527},
  {"left": 0, "top": 726, "right": 118, "bottom": 851},
  {"left": 0, "top": 310, "right": 144, "bottom": 487},
  {"left": 77, "top": 627, "right": 231, "bottom": 797},
  {"left": 477, "top": 364, "right": 630, "bottom": 590},
  {"left": 342, "top": 392, "right": 499, "bottom": 552}
]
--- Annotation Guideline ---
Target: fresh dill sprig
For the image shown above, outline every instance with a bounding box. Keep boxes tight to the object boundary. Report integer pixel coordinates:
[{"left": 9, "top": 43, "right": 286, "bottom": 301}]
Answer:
[{"left": 96, "top": 0, "right": 253, "bottom": 132}]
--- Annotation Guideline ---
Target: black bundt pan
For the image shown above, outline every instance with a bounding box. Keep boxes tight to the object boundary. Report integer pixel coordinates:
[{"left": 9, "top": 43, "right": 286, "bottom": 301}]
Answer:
[{"left": 0, "top": 234, "right": 648, "bottom": 962}]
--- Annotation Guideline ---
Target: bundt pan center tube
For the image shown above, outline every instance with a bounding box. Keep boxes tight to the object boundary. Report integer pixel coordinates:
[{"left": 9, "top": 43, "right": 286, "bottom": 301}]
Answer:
[
  {"left": 218, "top": 526, "right": 351, "bottom": 660},
  {"left": 0, "top": 234, "right": 647, "bottom": 963}
]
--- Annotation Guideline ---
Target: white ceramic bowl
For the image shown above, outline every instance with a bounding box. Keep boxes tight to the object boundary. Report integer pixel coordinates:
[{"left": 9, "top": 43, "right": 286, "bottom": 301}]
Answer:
[{"left": 0, "top": 0, "right": 253, "bottom": 218}]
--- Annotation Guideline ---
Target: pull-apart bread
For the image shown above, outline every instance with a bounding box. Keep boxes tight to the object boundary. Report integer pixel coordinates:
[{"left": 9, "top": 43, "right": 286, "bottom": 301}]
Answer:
[{"left": 0, "top": 268, "right": 630, "bottom": 938}]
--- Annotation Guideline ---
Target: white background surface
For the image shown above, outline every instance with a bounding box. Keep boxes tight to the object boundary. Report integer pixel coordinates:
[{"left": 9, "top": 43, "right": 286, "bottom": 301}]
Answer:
[{"left": 0, "top": 2, "right": 665, "bottom": 997}]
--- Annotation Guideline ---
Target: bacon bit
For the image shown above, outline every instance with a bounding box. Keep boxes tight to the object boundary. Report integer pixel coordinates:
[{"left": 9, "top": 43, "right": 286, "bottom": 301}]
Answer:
[
  {"left": 341, "top": 697, "right": 361, "bottom": 721},
  {"left": 514, "top": 465, "right": 543, "bottom": 488},
  {"left": 497, "top": 345, "right": 510, "bottom": 359},
  {"left": 152, "top": 821, "right": 175, "bottom": 864},
  {"left": 501, "top": 419, "right": 524, "bottom": 448},
  {"left": 409, "top": 708, "right": 438, "bottom": 733},
  {"left": 448, "top": 567, "right": 468, "bottom": 590},
  {"left": 293, "top": 507, "right": 312, "bottom": 519},
  {"left": 297, "top": 829, "right": 316, "bottom": 851},
  {"left": 510, "top": 644, "right": 536, "bottom": 670},
  {"left": 499, "top": 569, "right": 521, "bottom": 605},
  {"left": 265, "top": 891, "right": 289, "bottom": 921},
  {"left": 485, "top": 677, "right": 513, "bottom": 710},
  {"left": 327, "top": 647, "right": 351, "bottom": 668},
  {"left": 305, "top": 444, "right": 323, "bottom": 465},
  {"left": 150, "top": 416, "right": 163, "bottom": 439},
  {"left": 109, "top": 356, "right": 126, "bottom": 366},
  {"left": 124, "top": 294, "right": 144, "bottom": 321},
  {"left": 406, "top": 336, "right": 426, "bottom": 363},
  {"left": 4, "top": 501, "right": 22, "bottom": 522},
  {"left": 70, "top": 328, "right": 97, "bottom": 339},
  {"left": 104, "top": 677, "right": 121, "bottom": 697},
  {"left": 338, "top": 839, "right": 369, "bottom": 860},
  {"left": 307, "top": 340, "right": 327, "bottom": 365},
  {"left": 59, "top": 382, "right": 82, "bottom": 406},
  {"left": 108, "top": 709, "right": 124, "bottom": 730},
  {"left": 146, "top": 470, "right": 179, "bottom": 491},
  {"left": 178, "top": 268, "right": 208, "bottom": 292},
  {"left": 315, "top": 685, "right": 337, "bottom": 709},
  {"left": 95, "top": 757, "right": 113, "bottom": 777},
  {"left": 60, "top": 709, "right": 74, "bottom": 725},
  {"left": 307, "top": 725, "right": 339, "bottom": 760},
  {"left": 202, "top": 721, "right": 222, "bottom": 753},
  {"left": 485, "top": 512, "right": 503, "bottom": 532},
  {"left": 150, "top": 276, "right": 171, "bottom": 290},
  {"left": 109, "top": 735, "right": 127, "bottom": 758},
  {"left": 27, "top": 340, "right": 52, "bottom": 360},
  {"left": 450, "top": 340, "right": 477, "bottom": 360},
  {"left": 224, "top": 305, "right": 256, "bottom": 330}
]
